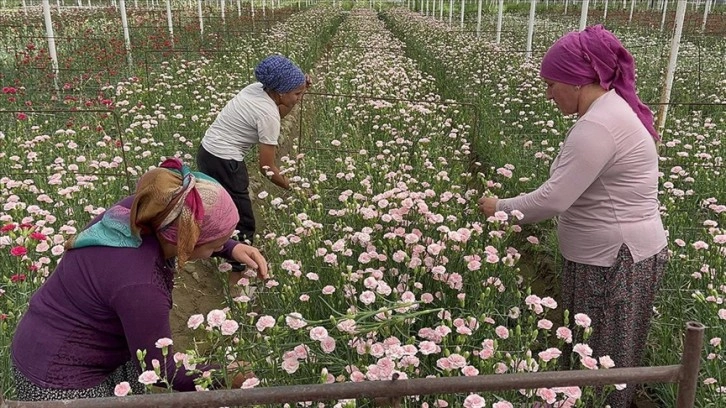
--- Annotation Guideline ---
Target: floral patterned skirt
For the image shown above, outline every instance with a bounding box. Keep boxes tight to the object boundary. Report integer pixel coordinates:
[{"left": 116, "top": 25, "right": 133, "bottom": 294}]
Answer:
[
  {"left": 561, "top": 244, "right": 669, "bottom": 408},
  {"left": 12, "top": 360, "right": 145, "bottom": 401}
]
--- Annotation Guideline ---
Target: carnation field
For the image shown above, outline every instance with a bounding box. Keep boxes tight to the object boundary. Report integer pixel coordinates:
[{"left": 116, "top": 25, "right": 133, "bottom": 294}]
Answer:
[{"left": 0, "top": 0, "right": 724, "bottom": 406}]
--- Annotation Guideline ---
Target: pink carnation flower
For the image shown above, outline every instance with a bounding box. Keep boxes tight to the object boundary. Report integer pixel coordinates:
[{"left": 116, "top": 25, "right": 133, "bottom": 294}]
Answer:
[
  {"left": 138, "top": 370, "right": 160, "bottom": 385},
  {"left": 255, "top": 315, "right": 276, "bottom": 332},
  {"left": 155, "top": 338, "right": 173, "bottom": 348},
  {"left": 220, "top": 319, "right": 239, "bottom": 336},
  {"left": 186, "top": 314, "right": 204, "bottom": 329},
  {"left": 114, "top": 382, "right": 131, "bottom": 396},
  {"left": 285, "top": 312, "right": 308, "bottom": 330},
  {"left": 309, "top": 326, "right": 329, "bottom": 341},
  {"left": 495, "top": 326, "right": 509, "bottom": 339},
  {"left": 463, "top": 394, "right": 486, "bottom": 408},
  {"left": 574, "top": 313, "right": 591, "bottom": 328},
  {"left": 241, "top": 377, "right": 260, "bottom": 389}
]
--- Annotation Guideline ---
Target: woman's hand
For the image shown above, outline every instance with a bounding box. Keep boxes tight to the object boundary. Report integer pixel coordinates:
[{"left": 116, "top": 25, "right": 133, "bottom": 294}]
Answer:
[
  {"left": 478, "top": 196, "right": 499, "bottom": 217},
  {"left": 304, "top": 74, "right": 313, "bottom": 90},
  {"left": 259, "top": 145, "right": 290, "bottom": 190},
  {"left": 231, "top": 244, "right": 269, "bottom": 279}
]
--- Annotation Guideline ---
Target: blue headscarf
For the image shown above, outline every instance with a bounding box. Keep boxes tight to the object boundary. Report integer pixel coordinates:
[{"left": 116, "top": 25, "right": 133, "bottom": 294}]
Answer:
[{"left": 254, "top": 55, "right": 306, "bottom": 93}]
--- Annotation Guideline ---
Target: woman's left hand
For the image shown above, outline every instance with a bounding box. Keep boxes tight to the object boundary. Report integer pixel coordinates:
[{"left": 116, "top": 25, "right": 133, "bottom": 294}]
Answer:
[
  {"left": 232, "top": 244, "right": 269, "bottom": 279},
  {"left": 304, "top": 74, "right": 313, "bottom": 90},
  {"left": 478, "top": 196, "right": 499, "bottom": 217}
]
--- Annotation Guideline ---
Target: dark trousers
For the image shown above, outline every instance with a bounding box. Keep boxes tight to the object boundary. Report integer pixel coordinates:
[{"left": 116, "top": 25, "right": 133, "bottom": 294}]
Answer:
[{"left": 197, "top": 145, "right": 256, "bottom": 245}]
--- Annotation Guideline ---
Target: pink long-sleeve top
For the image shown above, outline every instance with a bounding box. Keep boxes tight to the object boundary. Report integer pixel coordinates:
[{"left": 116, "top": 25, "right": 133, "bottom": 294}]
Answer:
[{"left": 497, "top": 90, "right": 667, "bottom": 267}]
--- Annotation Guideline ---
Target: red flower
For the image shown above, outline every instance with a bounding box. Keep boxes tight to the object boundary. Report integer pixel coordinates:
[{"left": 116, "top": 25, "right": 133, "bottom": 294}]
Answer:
[
  {"left": 16, "top": 112, "right": 28, "bottom": 121},
  {"left": 11, "top": 274, "right": 27, "bottom": 283},
  {"left": 2, "top": 86, "right": 17, "bottom": 94},
  {"left": 0, "top": 314, "right": 7, "bottom": 321},
  {"left": 30, "top": 232, "right": 47, "bottom": 241},
  {"left": 0, "top": 223, "right": 16, "bottom": 233},
  {"left": 10, "top": 246, "right": 27, "bottom": 257},
  {"left": 19, "top": 224, "right": 33, "bottom": 230}
]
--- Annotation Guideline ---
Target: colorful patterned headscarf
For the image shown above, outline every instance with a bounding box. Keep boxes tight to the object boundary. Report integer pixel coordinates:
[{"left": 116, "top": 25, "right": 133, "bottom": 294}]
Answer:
[
  {"left": 254, "top": 55, "right": 306, "bottom": 93},
  {"left": 66, "top": 158, "right": 239, "bottom": 269},
  {"left": 540, "top": 25, "right": 660, "bottom": 142}
]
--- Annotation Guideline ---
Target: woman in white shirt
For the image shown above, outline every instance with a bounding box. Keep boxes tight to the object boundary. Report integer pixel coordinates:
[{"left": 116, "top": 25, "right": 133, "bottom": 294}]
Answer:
[
  {"left": 478, "top": 25, "right": 667, "bottom": 408},
  {"left": 197, "top": 55, "right": 310, "bottom": 258}
]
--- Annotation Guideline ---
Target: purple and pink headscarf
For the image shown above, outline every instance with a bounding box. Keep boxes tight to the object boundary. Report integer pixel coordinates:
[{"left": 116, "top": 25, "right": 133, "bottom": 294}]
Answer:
[
  {"left": 67, "top": 158, "right": 239, "bottom": 269},
  {"left": 540, "top": 24, "right": 660, "bottom": 142}
]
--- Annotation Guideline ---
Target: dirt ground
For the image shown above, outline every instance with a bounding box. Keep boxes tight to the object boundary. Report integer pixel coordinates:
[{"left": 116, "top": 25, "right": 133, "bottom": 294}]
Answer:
[{"left": 169, "top": 260, "right": 228, "bottom": 353}]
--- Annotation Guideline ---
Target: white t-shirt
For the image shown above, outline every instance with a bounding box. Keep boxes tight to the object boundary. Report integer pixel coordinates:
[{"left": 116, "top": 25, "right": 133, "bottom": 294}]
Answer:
[{"left": 201, "top": 82, "right": 280, "bottom": 161}]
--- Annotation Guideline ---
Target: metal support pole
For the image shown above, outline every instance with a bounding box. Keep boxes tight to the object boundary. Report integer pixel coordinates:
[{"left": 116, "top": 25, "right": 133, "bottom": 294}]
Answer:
[
  {"left": 526, "top": 0, "right": 535, "bottom": 58},
  {"left": 448, "top": 0, "right": 453, "bottom": 25},
  {"left": 629, "top": 0, "right": 636, "bottom": 24},
  {"left": 165, "top": 0, "right": 174, "bottom": 46},
  {"left": 198, "top": 0, "right": 204, "bottom": 37},
  {"left": 459, "top": 0, "right": 464, "bottom": 28},
  {"left": 41, "top": 0, "right": 60, "bottom": 92},
  {"left": 675, "top": 322, "right": 705, "bottom": 407},
  {"left": 119, "top": 0, "right": 133, "bottom": 69},
  {"left": 476, "top": 0, "right": 482, "bottom": 37},
  {"left": 701, "top": 0, "right": 711, "bottom": 32},
  {"left": 496, "top": 0, "right": 503, "bottom": 43},
  {"left": 656, "top": 0, "right": 686, "bottom": 133},
  {"left": 579, "top": 0, "right": 589, "bottom": 30}
]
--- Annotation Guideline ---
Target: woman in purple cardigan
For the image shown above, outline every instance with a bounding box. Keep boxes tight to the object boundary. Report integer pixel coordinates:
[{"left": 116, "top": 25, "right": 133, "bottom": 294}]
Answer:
[
  {"left": 478, "top": 25, "right": 667, "bottom": 408},
  {"left": 11, "top": 158, "right": 267, "bottom": 401}
]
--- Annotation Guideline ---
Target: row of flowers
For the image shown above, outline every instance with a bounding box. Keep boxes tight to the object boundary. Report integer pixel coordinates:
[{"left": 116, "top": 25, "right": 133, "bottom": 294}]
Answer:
[
  {"left": 382, "top": 6, "right": 725, "bottom": 406},
  {"left": 170, "top": 8, "right": 622, "bottom": 407},
  {"left": 0, "top": 5, "right": 346, "bottom": 399},
  {"left": 1, "top": 3, "right": 723, "bottom": 406}
]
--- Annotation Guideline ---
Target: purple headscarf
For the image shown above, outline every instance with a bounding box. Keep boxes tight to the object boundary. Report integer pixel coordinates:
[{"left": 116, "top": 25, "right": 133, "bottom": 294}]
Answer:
[{"left": 540, "top": 25, "right": 660, "bottom": 142}]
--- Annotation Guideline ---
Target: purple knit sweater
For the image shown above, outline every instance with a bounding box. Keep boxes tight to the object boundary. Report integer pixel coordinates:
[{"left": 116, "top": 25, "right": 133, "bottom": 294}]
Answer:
[{"left": 11, "top": 196, "right": 238, "bottom": 391}]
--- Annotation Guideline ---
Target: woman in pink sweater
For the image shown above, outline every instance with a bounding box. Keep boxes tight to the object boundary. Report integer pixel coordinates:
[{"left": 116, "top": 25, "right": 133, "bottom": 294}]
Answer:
[{"left": 479, "top": 25, "right": 667, "bottom": 408}]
